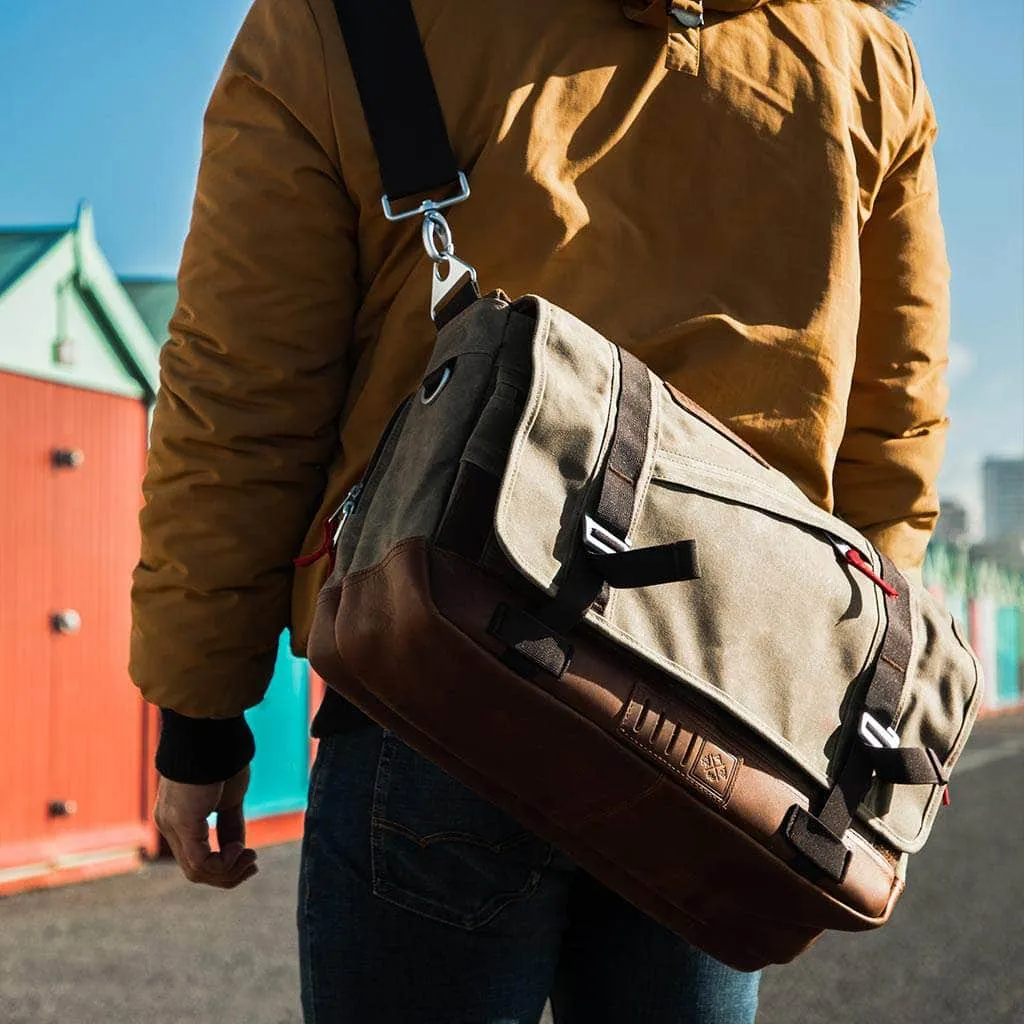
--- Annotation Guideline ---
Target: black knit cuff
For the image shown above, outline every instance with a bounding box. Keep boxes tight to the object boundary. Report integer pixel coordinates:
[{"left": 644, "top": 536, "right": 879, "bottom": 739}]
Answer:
[{"left": 156, "top": 709, "right": 256, "bottom": 785}]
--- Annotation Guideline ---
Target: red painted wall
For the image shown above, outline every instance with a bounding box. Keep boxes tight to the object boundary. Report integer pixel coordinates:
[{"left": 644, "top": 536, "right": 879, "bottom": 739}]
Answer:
[{"left": 0, "top": 372, "right": 154, "bottom": 883}]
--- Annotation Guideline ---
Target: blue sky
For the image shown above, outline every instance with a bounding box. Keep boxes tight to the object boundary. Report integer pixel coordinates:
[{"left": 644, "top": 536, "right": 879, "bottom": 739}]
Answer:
[{"left": 1, "top": 1, "right": 1021, "bottom": 531}]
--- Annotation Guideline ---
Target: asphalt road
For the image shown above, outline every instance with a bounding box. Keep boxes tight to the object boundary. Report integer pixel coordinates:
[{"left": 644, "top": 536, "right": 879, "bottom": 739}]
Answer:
[{"left": 1, "top": 715, "right": 1021, "bottom": 1024}]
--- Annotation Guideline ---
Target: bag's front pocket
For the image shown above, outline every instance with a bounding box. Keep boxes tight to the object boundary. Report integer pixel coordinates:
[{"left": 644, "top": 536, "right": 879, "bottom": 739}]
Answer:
[{"left": 370, "top": 732, "right": 552, "bottom": 930}]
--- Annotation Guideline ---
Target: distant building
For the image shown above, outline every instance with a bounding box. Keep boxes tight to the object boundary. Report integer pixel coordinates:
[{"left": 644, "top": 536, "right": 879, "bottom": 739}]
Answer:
[
  {"left": 984, "top": 457, "right": 1024, "bottom": 542},
  {"left": 934, "top": 498, "right": 970, "bottom": 546},
  {"left": 120, "top": 277, "right": 178, "bottom": 346},
  {"left": 971, "top": 535, "right": 1024, "bottom": 573}
]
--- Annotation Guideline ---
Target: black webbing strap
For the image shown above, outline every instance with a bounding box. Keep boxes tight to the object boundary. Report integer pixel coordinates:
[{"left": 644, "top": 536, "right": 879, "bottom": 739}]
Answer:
[
  {"left": 540, "top": 348, "right": 655, "bottom": 636},
  {"left": 592, "top": 348, "right": 652, "bottom": 540},
  {"left": 332, "top": 0, "right": 460, "bottom": 201},
  {"left": 786, "top": 554, "right": 948, "bottom": 881},
  {"left": 496, "top": 347, "right": 702, "bottom": 678},
  {"left": 864, "top": 745, "right": 948, "bottom": 785},
  {"left": 588, "top": 540, "right": 701, "bottom": 589},
  {"left": 489, "top": 604, "right": 574, "bottom": 679},
  {"left": 854, "top": 552, "right": 915, "bottom": 743},
  {"left": 495, "top": 347, "right": 656, "bottom": 677}
]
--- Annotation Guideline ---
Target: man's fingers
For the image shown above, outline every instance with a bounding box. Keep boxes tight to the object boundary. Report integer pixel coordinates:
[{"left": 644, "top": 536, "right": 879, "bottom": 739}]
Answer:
[
  {"left": 160, "top": 828, "right": 190, "bottom": 880},
  {"left": 215, "top": 802, "right": 250, "bottom": 870},
  {"left": 172, "top": 839, "right": 257, "bottom": 888},
  {"left": 155, "top": 810, "right": 208, "bottom": 882},
  {"left": 174, "top": 816, "right": 217, "bottom": 878},
  {"left": 159, "top": 813, "right": 257, "bottom": 887},
  {"left": 221, "top": 862, "right": 260, "bottom": 890},
  {"left": 189, "top": 849, "right": 258, "bottom": 889},
  {"left": 154, "top": 771, "right": 257, "bottom": 889}
]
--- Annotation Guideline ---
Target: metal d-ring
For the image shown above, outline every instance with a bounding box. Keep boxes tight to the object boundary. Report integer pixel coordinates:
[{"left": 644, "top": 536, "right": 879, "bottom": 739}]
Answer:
[
  {"left": 381, "top": 171, "right": 471, "bottom": 223},
  {"left": 420, "top": 364, "right": 453, "bottom": 405}
]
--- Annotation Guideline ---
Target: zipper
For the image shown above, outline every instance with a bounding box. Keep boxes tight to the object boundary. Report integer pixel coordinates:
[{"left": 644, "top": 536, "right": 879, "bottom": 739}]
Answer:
[
  {"left": 650, "top": 468, "right": 899, "bottom": 602},
  {"left": 826, "top": 537, "right": 899, "bottom": 599},
  {"left": 294, "top": 397, "right": 413, "bottom": 573},
  {"left": 332, "top": 483, "right": 364, "bottom": 547},
  {"left": 293, "top": 482, "right": 364, "bottom": 573}
]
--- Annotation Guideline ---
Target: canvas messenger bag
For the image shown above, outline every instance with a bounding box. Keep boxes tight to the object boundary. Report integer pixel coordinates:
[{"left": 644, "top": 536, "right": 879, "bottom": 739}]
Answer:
[{"left": 306, "top": 0, "right": 984, "bottom": 970}]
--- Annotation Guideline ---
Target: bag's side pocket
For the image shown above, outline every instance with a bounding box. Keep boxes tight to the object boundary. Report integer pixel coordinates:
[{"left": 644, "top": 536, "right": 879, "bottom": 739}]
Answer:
[{"left": 370, "top": 732, "right": 552, "bottom": 930}]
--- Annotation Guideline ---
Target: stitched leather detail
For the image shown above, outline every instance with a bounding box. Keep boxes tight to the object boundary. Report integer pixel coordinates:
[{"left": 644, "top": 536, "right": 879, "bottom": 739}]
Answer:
[{"left": 619, "top": 684, "right": 742, "bottom": 808}]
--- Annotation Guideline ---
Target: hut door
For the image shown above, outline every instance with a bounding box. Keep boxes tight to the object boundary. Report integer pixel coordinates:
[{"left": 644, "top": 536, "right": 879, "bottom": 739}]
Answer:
[{"left": 47, "top": 385, "right": 149, "bottom": 851}]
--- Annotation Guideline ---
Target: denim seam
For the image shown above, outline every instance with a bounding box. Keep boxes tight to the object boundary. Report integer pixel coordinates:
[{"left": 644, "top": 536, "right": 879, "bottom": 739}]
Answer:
[
  {"left": 370, "top": 856, "right": 549, "bottom": 932},
  {"left": 298, "top": 737, "right": 340, "bottom": 1024},
  {"left": 369, "top": 730, "right": 397, "bottom": 906},
  {"left": 372, "top": 817, "right": 541, "bottom": 854}
]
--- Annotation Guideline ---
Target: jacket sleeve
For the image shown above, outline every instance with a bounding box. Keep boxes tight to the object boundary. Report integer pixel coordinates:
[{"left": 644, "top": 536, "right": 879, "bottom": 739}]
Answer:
[
  {"left": 833, "top": 37, "right": 950, "bottom": 574},
  {"left": 130, "top": 0, "right": 357, "bottom": 746}
]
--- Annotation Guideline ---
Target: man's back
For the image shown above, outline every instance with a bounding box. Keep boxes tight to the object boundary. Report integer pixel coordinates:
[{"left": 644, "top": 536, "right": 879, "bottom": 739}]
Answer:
[
  {"left": 134, "top": 0, "right": 946, "bottom": 799},
  {"left": 134, "top": 3, "right": 952, "bottom": 1019}
]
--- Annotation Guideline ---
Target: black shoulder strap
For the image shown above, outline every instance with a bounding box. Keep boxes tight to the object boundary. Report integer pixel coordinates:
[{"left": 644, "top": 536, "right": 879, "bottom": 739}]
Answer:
[{"left": 331, "top": 0, "right": 460, "bottom": 202}]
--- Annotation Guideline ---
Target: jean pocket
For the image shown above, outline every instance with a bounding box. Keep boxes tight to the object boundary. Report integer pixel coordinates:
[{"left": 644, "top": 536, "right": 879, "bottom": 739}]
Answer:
[{"left": 370, "top": 731, "right": 552, "bottom": 930}]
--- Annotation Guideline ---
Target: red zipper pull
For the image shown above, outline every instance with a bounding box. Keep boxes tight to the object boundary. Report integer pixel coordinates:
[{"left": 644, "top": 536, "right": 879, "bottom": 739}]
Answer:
[
  {"left": 294, "top": 484, "right": 364, "bottom": 574},
  {"left": 294, "top": 513, "right": 339, "bottom": 572},
  {"left": 831, "top": 540, "right": 900, "bottom": 599},
  {"left": 844, "top": 548, "right": 899, "bottom": 599},
  {"left": 943, "top": 785, "right": 951, "bottom": 807}
]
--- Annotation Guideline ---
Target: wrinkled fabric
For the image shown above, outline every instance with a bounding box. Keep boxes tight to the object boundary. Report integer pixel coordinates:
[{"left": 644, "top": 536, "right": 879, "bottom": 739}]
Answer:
[{"left": 131, "top": 0, "right": 949, "bottom": 717}]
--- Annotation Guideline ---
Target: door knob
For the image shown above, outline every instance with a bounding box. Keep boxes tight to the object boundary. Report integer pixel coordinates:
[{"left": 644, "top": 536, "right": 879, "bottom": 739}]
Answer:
[
  {"left": 51, "top": 609, "right": 82, "bottom": 635},
  {"left": 48, "top": 800, "right": 79, "bottom": 818},
  {"left": 51, "top": 448, "right": 85, "bottom": 469}
]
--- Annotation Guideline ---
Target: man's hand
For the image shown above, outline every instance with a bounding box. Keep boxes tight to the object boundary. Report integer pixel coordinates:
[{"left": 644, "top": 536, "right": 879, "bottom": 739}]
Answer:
[{"left": 155, "top": 766, "right": 259, "bottom": 888}]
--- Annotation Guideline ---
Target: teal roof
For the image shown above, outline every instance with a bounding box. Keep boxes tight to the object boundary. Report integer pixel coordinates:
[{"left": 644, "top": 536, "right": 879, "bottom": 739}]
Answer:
[
  {"left": 0, "top": 204, "right": 161, "bottom": 399},
  {"left": 121, "top": 277, "right": 178, "bottom": 346},
  {"left": 0, "top": 228, "right": 68, "bottom": 296}
]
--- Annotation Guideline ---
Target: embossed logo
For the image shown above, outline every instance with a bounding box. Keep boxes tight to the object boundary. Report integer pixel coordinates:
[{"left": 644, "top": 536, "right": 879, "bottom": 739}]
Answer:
[
  {"left": 687, "top": 740, "right": 741, "bottom": 803},
  {"left": 701, "top": 751, "right": 730, "bottom": 784}
]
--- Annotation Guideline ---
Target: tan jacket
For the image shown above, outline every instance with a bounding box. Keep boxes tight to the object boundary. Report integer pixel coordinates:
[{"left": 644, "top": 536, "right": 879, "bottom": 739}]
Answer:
[{"left": 131, "top": 0, "right": 950, "bottom": 717}]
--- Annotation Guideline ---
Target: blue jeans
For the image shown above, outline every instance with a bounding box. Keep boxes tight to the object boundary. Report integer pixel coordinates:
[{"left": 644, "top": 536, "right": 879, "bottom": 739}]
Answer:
[{"left": 297, "top": 724, "right": 761, "bottom": 1024}]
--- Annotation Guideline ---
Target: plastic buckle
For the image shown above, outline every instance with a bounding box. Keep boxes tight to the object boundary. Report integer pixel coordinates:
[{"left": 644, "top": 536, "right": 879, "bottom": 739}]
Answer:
[
  {"left": 859, "top": 712, "right": 900, "bottom": 750},
  {"left": 381, "top": 171, "right": 471, "bottom": 223},
  {"left": 583, "top": 516, "right": 631, "bottom": 556}
]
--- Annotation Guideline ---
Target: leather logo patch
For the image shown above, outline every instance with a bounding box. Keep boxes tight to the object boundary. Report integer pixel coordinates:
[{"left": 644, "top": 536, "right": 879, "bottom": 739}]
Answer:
[
  {"left": 688, "top": 739, "right": 740, "bottom": 803},
  {"left": 618, "top": 684, "right": 742, "bottom": 808}
]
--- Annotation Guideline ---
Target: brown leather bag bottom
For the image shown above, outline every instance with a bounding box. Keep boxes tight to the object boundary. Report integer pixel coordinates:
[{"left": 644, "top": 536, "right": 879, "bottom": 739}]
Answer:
[{"left": 309, "top": 537, "right": 904, "bottom": 971}]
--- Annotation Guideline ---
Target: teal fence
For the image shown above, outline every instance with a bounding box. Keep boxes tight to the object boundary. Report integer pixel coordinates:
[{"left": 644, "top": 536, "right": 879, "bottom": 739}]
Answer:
[
  {"left": 924, "top": 543, "right": 1024, "bottom": 711},
  {"left": 246, "top": 631, "right": 311, "bottom": 819}
]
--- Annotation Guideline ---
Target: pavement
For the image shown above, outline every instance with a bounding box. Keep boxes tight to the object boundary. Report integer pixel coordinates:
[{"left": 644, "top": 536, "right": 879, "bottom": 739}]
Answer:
[{"left": 1, "top": 715, "right": 1021, "bottom": 1024}]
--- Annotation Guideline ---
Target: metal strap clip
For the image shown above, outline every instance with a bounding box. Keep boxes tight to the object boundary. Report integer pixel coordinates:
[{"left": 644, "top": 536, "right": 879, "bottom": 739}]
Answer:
[
  {"left": 859, "top": 712, "right": 901, "bottom": 751},
  {"left": 381, "top": 171, "right": 471, "bottom": 223},
  {"left": 420, "top": 210, "right": 478, "bottom": 322},
  {"left": 380, "top": 171, "right": 479, "bottom": 322},
  {"left": 583, "top": 515, "right": 631, "bottom": 557}
]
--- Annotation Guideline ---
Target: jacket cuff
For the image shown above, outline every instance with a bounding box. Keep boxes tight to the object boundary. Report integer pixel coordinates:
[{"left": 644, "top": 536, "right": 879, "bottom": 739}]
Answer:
[{"left": 156, "top": 709, "right": 256, "bottom": 785}]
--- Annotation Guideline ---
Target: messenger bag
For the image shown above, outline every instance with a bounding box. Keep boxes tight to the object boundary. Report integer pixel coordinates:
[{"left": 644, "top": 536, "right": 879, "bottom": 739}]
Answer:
[{"left": 306, "top": 0, "right": 984, "bottom": 970}]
